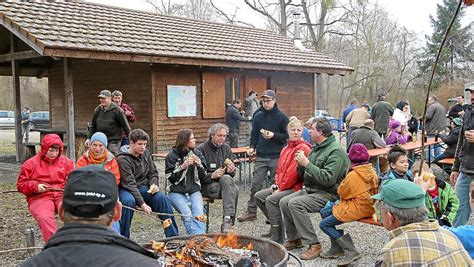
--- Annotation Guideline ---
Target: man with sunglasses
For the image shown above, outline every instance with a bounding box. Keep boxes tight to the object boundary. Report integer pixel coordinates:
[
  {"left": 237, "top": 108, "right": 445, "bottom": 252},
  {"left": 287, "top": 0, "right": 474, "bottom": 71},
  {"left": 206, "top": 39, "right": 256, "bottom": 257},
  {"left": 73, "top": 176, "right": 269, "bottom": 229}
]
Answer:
[{"left": 238, "top": 90, "right": 289, "bottom": 222}]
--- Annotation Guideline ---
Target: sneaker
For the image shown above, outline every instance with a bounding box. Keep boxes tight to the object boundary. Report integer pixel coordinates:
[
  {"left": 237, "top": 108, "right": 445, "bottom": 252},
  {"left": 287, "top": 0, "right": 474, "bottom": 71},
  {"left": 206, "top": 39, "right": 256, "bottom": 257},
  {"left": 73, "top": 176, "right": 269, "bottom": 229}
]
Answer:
[
  {"left": 221, "top": 218, "right": 234, "bottom": 233},
  {"left": 237, "top": 212, "right": 257, "bottom": 222}
]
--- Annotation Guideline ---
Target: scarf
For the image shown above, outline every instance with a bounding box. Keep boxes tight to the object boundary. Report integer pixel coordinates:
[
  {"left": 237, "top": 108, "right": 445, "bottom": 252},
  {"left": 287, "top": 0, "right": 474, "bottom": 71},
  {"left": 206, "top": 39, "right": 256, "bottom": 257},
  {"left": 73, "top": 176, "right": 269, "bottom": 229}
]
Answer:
[{"left": 88, "top": 149, "right": 108, "bottom": 165}]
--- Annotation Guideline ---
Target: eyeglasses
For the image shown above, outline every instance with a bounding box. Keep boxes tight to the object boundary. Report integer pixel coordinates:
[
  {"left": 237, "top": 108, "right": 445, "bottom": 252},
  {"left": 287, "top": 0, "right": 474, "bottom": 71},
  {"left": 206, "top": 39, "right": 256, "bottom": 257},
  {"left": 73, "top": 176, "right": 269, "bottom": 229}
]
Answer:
[
  {"left": 215, "top": 134, "right": 227, "bottom": 138},
  {"left": 262, "top": 99, "right": 274, "bottom": 103}
]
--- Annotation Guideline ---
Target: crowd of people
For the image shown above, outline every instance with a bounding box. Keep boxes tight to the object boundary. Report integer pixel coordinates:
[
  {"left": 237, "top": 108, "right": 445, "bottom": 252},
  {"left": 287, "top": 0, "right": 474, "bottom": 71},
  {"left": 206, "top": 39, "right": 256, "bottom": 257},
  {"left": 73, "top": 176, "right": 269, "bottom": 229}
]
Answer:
[{"left": 18, "top": 88, "right": 474, "bottom": 266}]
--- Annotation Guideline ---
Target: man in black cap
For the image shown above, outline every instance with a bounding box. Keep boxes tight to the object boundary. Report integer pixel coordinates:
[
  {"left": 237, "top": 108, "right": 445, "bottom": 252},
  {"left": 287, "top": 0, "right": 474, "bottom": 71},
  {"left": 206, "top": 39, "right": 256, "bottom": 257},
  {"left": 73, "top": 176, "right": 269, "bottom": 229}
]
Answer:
[
  {"left": 237, "top": 89, "right": 289, "bottom": 222},
  {"left": 22, "top": 165, "right": 159, "bottom": 267},
  {"left": 86, "top": 90, "right": 131, "bottom": 155}
]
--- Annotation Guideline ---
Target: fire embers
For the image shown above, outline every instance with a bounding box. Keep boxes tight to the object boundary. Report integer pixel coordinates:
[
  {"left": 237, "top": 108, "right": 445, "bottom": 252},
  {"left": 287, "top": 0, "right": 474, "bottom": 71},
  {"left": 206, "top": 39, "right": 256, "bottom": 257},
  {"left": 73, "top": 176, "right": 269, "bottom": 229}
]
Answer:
[{"left": 151, "top": 233, "right": 265, "bottom": 266}]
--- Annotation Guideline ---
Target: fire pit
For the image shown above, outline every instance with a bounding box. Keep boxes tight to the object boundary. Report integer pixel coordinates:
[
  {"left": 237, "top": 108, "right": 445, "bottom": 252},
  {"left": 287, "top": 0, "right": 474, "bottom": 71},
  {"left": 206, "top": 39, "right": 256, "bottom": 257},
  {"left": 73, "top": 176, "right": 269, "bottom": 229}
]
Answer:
[{"left": 145, "top": 233, "right": 290, "bottom": 266}]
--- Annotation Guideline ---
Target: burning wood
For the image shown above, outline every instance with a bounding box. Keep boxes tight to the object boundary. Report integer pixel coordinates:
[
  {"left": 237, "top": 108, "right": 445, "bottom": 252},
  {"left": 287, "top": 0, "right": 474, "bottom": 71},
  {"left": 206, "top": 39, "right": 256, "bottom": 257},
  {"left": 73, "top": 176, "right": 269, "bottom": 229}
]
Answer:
[{"left": 150, "top": 233, "right": 266, "bottom": 266}]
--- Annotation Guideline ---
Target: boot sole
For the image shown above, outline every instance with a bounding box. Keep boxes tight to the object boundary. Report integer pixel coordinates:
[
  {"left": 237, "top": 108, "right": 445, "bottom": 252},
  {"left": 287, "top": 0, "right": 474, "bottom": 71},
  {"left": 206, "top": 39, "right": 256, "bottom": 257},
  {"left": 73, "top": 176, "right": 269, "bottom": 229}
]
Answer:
[
  {"left": 337, "top": 254, "right": 362, "bottom": 266},
  {"left": 320, "top": 252, "right": 344, "bottom": 259},
  {"left": 237, "top": 217, "right": 256, "bottom": 222}
]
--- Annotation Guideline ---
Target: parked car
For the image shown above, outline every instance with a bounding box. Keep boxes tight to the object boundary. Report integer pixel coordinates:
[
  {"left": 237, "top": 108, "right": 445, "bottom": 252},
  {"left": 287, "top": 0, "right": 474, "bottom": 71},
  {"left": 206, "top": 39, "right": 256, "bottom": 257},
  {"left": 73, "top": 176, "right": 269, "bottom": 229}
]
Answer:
[
  {"left": 314, "top": 110, "right": 335, "bottom": 120},
  {"left": 0, "top": 110, "right": 15, "bottom": 128},
  {"left": 30, "top": 111, "right": 50, "bottom": 129}
]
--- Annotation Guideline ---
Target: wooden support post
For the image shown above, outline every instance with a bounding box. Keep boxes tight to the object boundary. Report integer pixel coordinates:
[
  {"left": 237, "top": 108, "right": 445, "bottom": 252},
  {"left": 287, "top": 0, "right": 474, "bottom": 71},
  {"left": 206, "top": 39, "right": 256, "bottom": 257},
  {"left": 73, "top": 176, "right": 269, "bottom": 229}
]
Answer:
[
  {"left": 11, "top": 33, "right": 24, "bottom": 162},
  {"left": 64, "top": 58, "right": 76, "bottom": 161}
]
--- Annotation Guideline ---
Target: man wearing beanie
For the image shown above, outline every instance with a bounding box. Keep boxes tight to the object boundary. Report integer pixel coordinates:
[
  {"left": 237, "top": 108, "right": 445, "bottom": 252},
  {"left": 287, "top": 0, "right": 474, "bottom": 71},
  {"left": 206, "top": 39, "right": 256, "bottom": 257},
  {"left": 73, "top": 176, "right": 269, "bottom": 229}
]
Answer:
[
  {"left": 373, "top": 179, "right": 471, "bottom": 266},
  {"left": 433, "top": 117, "right": 462, "bottom": 164},
  {"left": 22, "top": 166, "right": 159, "bottom": 267},
  {"left": 86, "top": 89, "right": 131, "bottom": 155},
  {"left": 319, "top": 143, "right": 378, "bottom": 266}
]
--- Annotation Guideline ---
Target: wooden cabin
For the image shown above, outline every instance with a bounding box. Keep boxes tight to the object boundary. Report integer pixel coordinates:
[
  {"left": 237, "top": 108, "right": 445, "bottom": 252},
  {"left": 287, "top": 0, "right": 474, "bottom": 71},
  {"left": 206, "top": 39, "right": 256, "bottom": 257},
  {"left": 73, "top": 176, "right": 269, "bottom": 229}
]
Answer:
[{"left": 0, "top": 1, "right": 352, "bottom": 160}]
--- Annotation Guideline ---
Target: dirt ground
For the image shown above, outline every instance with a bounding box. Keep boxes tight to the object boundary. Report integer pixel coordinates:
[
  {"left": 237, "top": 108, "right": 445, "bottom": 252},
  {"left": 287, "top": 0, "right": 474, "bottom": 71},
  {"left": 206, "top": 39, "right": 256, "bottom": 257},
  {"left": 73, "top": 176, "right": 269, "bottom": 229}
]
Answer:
[{"left": 0, "top": 129, "right": 471, "bottom": 266}]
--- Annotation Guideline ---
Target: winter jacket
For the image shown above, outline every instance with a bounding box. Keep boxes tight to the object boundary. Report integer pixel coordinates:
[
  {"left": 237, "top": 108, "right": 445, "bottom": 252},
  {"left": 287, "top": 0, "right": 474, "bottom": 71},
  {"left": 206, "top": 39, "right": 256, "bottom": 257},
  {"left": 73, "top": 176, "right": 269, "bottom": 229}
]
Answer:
[
  {"left": 275, "top": 139, "right": 311, "bottom": 192},
  {"left": 119, "top": 102, "right": 136, "bottom": 123},
  {"left": 448, "top": 103, "right": 469, "bottom": 119},
  {"left": 342, "top": 104, "right": 357, "bottom": 123},
  {"left": 298, "top": 134, "right": 350, "bottom": 195},
  {"left": 76, "top": 150, "right": 120, "bottom": 184},
  {"left": 379, "top": 169, "right": 413, "bottom": 191},
  {"left": 371, "top": 101, "right": 394, "bottom": 134},
  {"left": 333, "top": 163, "right": 378, "bottom": 222},
  {"left": 392, "top": 108, "right": 411, "bottom": 127},
  {"left": 195, "top": 139, "right": 235, "bottom": 180},
  {"left": 88, "top": 102, "right": 131, "bottom": 142},
  {"left": 17, "top": 134, "right": 74, "bottom": 204},
  {"left": 425, "top": 178, "right": 459, "bottom": 226},
  {"left": 21, "top": 223, "right": 157, "bottom": 267},
  {"left": 385, "top": 131, "right": 410, "bottom": 145},
  {"left": 425, "top": 101, "right": 447, "bottom": 135},
  {"left": 116, "top": 147, "right": 160, "bottom": 207},
  {"left": 440, "top": 125, "right": 461, "bottom": 157},
  {"left": 348, "top": 126, "right": 386, "bottom": 151},
  {"left": 453, "top": 106, "right": 474, "bottom": 175},
  {"left": 250, "top": 104, "right": 289, "bottom": 158},
  {"left": 244, "top": 94, "right": 259, "bottom": 118},
  {"left": 226, "top": 105, "right": 247, "bottom": 133},
  {"left": 165, "top": 148, "right": 211, "bottom": 194},
  {"left": 345, "top": 108, "right": 370, "bottom": 128}
]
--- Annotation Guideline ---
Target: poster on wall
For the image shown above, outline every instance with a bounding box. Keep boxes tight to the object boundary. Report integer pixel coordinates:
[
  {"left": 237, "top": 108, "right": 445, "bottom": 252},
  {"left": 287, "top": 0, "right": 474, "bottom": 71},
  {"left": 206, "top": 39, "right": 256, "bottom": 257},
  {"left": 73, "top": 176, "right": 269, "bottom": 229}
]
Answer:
[{"left": 167, "top": 85, "right": 197, "bottom": 117}]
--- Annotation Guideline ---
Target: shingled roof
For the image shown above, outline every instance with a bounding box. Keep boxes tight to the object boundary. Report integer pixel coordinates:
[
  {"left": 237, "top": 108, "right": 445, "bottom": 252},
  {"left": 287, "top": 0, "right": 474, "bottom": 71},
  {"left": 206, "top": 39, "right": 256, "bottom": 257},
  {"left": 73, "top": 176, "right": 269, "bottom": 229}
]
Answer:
[{"left": 0, "top": 1, "right": 353, "bottom": 75}]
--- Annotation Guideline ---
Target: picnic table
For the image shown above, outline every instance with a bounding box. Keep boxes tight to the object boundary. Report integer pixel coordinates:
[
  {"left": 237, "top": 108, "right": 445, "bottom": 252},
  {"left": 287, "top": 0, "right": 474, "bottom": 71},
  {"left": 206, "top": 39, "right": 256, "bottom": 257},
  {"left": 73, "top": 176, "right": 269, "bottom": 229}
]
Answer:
[
  {"left": 25, "top": 128, "right": 88, "bottom": 160},
  {"left": 368, "top": 137, "right": 443, "bottom": 174}
]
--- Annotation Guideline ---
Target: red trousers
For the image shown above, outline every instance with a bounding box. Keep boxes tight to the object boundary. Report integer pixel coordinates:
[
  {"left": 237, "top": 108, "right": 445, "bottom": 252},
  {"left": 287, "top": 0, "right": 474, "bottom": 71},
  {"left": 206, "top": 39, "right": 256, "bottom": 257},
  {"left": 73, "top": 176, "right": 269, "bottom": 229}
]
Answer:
[{"left": 27, "top": 192, "right": 62, "bottom": 242}]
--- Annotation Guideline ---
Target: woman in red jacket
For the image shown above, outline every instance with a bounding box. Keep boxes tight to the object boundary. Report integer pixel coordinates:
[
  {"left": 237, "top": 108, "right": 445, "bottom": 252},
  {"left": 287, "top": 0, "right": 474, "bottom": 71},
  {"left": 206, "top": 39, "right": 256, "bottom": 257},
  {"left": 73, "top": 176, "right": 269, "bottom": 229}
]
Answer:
[
  {"left": 255, "top": 118, "right": 311, "bottom": 243},
  {"left": 17, "top": 134, "right": 74, "bottom": 242}
]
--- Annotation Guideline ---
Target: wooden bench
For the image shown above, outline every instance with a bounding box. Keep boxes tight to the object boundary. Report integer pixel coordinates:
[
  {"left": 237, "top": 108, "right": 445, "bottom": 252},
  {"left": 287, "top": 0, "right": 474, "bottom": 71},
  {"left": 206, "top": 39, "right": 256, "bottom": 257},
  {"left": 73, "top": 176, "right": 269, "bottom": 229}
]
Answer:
[
  {"left": 23, "top": 142, "right": 68, "bottom": 161},
  {"left": 436, "top": 158, "right": 454, "bottom": 175}
]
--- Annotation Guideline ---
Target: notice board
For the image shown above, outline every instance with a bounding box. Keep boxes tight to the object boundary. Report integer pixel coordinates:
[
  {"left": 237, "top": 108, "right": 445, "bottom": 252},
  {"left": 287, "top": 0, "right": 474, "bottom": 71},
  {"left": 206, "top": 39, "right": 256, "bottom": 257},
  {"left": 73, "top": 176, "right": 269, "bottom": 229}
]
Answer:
[{"left": 167, "top": 85, "right": 197, "bottom": 117}]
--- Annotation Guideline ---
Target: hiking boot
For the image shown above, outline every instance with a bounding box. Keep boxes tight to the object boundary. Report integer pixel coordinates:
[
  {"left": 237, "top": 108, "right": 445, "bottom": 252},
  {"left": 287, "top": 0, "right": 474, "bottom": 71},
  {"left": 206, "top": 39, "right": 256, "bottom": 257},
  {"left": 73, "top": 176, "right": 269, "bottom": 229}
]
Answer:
[
  {"left": 237, "top": 212, "right": 256, "bottom": 222},
  {"left": 221, "top": 218, "right": 234, "bottom": 233},
  {"left": 336, "top": 234, "right": 362, "bottom": 266},
  {"left": 320, "top": 238, "right": 344, "bottom": 259},
  {"left": 299, "top": 243, "right": 322, "bottom": 260},
  {"left": 283, "top": 239, "right": 303, "bottom": 250}
]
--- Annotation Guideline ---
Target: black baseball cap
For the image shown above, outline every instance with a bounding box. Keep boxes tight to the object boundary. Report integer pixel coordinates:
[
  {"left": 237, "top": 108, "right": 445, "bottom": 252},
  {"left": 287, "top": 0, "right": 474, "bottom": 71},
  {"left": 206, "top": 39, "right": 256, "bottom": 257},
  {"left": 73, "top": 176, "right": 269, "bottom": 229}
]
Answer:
[{"left": 63, "top": 165, "right": 118, "bottom": 218}]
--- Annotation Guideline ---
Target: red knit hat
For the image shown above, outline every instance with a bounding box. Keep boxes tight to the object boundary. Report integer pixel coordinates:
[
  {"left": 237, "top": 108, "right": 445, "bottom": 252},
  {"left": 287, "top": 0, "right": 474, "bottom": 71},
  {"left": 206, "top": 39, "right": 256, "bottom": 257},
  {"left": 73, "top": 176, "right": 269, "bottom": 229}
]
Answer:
[{"left": 348, "top": 143, "right": 370, "bottom": 164}]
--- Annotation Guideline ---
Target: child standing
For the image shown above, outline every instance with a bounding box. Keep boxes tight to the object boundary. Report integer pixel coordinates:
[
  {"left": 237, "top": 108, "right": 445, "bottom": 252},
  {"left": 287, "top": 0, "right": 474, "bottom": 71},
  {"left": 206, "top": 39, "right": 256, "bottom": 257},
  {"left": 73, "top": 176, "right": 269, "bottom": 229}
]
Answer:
[{"left": 319, "top": 144, "right": 378, "bottom": 266}]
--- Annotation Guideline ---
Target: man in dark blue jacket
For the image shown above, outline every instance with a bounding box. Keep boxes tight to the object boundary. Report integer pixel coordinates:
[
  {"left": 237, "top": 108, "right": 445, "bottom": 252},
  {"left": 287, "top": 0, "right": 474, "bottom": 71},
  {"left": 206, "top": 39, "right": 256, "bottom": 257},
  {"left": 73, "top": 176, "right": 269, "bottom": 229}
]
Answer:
[
  {"left": 225, "top": 99, "right": 248, "bottom": 148},
  {"left": 237, "top": 90, "right": 289, "bottom": 222}
]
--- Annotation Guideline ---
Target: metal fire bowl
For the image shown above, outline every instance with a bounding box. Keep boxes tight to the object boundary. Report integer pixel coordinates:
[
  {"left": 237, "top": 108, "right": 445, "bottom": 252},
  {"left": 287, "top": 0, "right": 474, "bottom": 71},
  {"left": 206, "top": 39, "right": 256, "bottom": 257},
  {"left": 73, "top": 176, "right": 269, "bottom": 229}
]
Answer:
[{"left": 155, "top": 233, "right": 289, "bottom": 267}]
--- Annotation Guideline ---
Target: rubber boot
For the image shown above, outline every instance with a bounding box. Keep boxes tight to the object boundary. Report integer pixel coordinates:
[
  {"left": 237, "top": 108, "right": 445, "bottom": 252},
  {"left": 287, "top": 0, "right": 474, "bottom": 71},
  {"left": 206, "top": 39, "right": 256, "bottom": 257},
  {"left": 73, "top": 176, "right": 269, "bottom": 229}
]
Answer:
[
  {"left": 335, "top": 234, "right": 362, "bottom": 266},
  {"left": 320, "top": 230, "right": 344, "bottom": 259},
  {"left": 270, "top": 224, "right": 284, "bottom": 244}
]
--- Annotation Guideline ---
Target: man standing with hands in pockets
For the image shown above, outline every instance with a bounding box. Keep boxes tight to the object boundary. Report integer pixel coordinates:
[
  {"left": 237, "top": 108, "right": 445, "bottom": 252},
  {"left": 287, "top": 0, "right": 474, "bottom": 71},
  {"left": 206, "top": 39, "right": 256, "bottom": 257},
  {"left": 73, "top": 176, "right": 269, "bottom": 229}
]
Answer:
[{"left": 237, "top": 90, "right": 289, "bottom": 222}]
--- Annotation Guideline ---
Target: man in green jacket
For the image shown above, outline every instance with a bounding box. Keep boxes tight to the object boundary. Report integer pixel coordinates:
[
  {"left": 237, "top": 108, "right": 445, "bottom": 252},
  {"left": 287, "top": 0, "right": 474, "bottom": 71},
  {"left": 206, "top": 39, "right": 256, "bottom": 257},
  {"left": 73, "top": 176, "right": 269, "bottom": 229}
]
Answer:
[
  {"left": 86, "top": 90, "right": 131, "bottom": 155},
  {"left": 371, "top": 92, "right": 394, "bottom": 137},
  {"left": 280, "top": 117, "right": 350, "bottom": 260}
]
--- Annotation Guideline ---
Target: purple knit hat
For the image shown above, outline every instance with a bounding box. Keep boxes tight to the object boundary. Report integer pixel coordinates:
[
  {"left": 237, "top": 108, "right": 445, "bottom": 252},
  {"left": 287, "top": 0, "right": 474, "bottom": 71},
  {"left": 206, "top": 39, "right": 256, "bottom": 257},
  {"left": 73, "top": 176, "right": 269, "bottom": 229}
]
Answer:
[
  {"left": 389, "top": 118, "right": 401, "bottom": 129},
  {"left": 348, "top": 143, "right": 370, "bottom": 164}
]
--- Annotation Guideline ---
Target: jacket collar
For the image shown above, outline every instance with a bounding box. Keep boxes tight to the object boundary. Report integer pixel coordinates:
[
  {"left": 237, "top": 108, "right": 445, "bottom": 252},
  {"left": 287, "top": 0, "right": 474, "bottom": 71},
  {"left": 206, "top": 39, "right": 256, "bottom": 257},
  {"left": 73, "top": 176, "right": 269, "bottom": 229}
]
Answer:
[
  {"left": 389, "top": 220, "right": 439, "bottom": 240},
  {"left": 315, "top": 134, "right": 335, "bottom": 148}
]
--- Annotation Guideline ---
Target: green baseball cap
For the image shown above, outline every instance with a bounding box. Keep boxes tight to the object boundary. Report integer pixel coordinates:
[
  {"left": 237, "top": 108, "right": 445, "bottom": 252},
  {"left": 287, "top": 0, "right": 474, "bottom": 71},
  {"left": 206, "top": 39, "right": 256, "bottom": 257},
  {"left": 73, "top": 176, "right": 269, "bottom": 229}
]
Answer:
[{"left": 371, "top": 179, "right": 426, "bottom": 209}]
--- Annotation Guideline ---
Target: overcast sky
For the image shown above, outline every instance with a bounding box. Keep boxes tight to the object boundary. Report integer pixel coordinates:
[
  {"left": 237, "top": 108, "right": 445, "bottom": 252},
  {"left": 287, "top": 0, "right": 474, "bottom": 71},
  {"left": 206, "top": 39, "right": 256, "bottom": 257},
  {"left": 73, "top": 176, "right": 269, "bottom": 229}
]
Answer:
[{"left": 87, "top": 0, "right": 474, "bottom": 37}]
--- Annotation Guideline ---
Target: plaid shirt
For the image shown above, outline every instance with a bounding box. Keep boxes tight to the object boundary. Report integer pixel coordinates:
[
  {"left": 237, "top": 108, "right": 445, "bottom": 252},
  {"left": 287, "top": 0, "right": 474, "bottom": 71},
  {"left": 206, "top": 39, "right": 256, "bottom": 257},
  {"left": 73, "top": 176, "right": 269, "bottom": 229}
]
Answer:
[{"left": 375, "top": 220, "right": 472, "bottom": 266}]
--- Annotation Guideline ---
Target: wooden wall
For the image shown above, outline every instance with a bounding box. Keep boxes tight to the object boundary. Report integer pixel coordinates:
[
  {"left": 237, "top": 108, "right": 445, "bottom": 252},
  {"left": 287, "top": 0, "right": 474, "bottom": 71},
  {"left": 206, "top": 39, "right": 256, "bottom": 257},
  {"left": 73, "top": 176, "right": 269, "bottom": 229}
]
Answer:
[
  {"left": 48, "top": 59, "right": 152, "bottom": 142},
  {"left": 270, "top": 72, "right": 314, "bottom": 121},
  {"left": 48, "top": 60, "right": 314, "bottom": 152}
]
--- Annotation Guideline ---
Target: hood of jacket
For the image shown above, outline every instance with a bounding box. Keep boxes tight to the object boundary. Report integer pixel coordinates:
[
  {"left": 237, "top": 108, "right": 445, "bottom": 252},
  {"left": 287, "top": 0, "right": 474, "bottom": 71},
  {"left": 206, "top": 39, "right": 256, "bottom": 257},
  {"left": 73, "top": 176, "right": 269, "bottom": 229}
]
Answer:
[
  {"left": 352, "top": 163, "right": 377, "bottom": 183},
  {"left": 40, "top": 134, "right": 64, "bottom": 162}
]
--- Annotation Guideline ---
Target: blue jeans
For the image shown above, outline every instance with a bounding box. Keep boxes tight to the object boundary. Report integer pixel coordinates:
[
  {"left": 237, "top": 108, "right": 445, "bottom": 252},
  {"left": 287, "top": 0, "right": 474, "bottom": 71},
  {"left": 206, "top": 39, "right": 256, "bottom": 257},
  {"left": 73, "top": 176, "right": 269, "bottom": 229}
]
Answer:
[
  {"left": 454, "top": 172, "right": 473, "bottom": 227},
  {"left": 426, "top": 135, "right": 442, "bottom": 162},
  {"left": 119, "top": 187, "right": 179, "bottom": 238},
  {"left": 168, "top": 191, "right": 206, "bottom": 235},
  {"left": 319, "top": 203, "right": 343, "bottom": 240}
]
